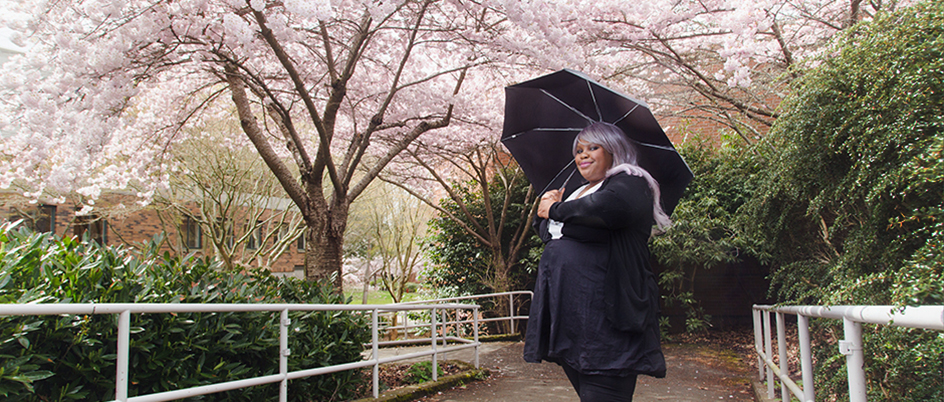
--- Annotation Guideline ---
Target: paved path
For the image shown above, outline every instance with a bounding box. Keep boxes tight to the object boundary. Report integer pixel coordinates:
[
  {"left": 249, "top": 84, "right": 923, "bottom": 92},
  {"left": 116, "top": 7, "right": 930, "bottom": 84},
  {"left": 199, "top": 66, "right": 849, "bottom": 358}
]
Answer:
[{"left": 381, "top": 341, "right": 757, "bottom": 401}]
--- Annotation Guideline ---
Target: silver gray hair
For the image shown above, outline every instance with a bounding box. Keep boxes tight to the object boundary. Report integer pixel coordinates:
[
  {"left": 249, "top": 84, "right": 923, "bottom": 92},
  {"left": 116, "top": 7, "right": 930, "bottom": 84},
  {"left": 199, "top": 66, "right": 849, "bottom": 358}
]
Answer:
[
  {"left": 572, "top": 122, "right": 638, "bottom": 166},
  {"left": 573, "top": 122, "right": 673, "bottom": 233}
]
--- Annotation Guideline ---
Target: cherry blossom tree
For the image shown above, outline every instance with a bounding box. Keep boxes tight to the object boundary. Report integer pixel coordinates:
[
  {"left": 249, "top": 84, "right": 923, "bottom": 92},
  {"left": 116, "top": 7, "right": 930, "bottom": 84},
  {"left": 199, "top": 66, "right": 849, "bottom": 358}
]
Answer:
[
  {"left": 0, "top": 0, "right": 919, "bottom": 291},
  {"left": 0, "top": 0, "right": 511, "bottom": 287},
  {"left": 495, "top": 0, "right": 917, "bottom": 143}
]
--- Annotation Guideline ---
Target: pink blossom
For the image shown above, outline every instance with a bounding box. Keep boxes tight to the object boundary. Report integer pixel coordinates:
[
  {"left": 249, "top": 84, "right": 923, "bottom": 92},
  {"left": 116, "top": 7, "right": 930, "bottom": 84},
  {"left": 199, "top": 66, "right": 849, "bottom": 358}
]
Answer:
[{"left": 0, "top": 0, "right": 916, "bottom": 206}]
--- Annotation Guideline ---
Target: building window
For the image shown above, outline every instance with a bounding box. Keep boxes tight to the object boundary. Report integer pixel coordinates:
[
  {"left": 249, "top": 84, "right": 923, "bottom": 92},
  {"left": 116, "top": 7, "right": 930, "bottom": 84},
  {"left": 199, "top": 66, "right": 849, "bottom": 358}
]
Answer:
[
  {"left": 35, "top": 205, "right": 56, "bottom": 233},
  {"left": 246, "top": 221, "right": 264, "bottom": 250},
  {"left": 74, "top": 215, "right": 107, "bottom": 245},
  {"left": 10, "top": 205, "right": 56, "bottom": 233},
  {"left": 181, "top": 216, "right": 202, "bottom": 250},
  {"left": 297, "top": 230, "right": 305, "bottom": 252}
]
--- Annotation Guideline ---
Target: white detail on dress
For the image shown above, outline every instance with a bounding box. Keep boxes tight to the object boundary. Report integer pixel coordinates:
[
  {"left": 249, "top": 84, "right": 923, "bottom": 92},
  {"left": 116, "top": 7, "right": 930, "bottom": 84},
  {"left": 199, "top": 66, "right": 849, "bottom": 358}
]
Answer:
[{"left": 548, "top": 181, "right": 604, "bottom": 240}]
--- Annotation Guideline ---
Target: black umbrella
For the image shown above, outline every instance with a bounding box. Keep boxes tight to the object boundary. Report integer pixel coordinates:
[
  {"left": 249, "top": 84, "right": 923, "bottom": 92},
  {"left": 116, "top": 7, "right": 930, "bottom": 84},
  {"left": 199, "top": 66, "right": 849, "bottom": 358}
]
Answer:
[{"left": 501, "top": 69, "right": 693, "bottom": 215}]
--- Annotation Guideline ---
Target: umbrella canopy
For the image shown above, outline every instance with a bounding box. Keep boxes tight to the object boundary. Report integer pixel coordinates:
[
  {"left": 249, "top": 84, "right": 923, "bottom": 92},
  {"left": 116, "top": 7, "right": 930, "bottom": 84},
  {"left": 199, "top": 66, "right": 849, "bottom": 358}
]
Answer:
[{"left": 501, "top": 69, "right": 693, "bottom": 215}]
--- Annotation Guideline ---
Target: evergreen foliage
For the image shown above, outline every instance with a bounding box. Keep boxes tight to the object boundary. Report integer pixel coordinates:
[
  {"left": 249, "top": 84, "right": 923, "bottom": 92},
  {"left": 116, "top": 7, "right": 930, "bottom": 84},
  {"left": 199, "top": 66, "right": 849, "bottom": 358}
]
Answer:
[
  {"left": 0, "top": 222, "right": 369, "bottom": 401},
  {"left": 741, "top": 1, "right": 944, "bottom": 399},
  {"left": 745, "top": 0, "right": 944, "bottom": 306},
  {"left": 425, "top": 167, "right": 542, "bottom": 297},
  {"left": 651, "top": 134, "right": 767, "bottom": 332}
]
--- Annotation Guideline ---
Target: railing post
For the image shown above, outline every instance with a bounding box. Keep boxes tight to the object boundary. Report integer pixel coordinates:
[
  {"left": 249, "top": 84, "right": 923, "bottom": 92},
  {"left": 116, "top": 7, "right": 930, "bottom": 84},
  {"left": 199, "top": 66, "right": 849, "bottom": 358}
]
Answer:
[
  {"left": 115, "top": 310, "right": 130, "bottom": 402},
  {"left": 753, "top": 308, "right": 764, "bottom": 381},
  {"left": 473, "top": 305, "right": 480, "bottom": 369},
  {"left": 279, "top": 309, "right": 292, "bottom": 402},
  {"left": 431, "top": 307, "right": 439, "bottom": 382},
  {"left": 372, "top": 308, "right": 380, "bottom": 399},
  {"left": 441, "top": 308, "right": 448, "bottom": 347},
  {"left": 841, "top": 318, "right": 867, "bottom": 402},
  {"left": 764, "top": 310, "right": 775, "bottom": 398},
  {"left": 777, "top": 312, "right": 788, "bottom": 402},
  {"left": 798, "top": 314, "right": 815, "bottom": 401},
  {"left": 279, "top": 309, "right": 290, "bottom": 402},
  {"left": 509, "top": 293, "right": 515, "bottom": 334},
  {"left": 402, "top": 310, "right": 408, "bottom": 337}
]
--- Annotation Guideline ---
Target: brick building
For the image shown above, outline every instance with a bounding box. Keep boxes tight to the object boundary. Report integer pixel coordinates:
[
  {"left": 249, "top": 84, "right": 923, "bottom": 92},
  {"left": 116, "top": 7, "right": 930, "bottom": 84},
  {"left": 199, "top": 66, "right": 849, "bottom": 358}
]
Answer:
[{"left": 1, "top": 192, "right": 307, "bottom": 277}]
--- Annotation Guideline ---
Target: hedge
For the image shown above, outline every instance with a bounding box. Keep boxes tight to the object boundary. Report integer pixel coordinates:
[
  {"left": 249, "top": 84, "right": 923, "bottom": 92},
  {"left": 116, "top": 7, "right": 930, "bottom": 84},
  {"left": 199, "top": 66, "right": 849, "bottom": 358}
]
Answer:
[{"left": 0, "top": 221, "right": 370, "bottom": 401}]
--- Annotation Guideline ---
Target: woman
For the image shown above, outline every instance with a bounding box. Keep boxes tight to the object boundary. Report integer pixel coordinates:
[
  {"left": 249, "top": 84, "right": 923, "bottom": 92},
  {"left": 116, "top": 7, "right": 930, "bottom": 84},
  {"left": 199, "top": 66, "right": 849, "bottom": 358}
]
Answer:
[{"left": 523, "top": 122, "right": 670, "bottom": 401}]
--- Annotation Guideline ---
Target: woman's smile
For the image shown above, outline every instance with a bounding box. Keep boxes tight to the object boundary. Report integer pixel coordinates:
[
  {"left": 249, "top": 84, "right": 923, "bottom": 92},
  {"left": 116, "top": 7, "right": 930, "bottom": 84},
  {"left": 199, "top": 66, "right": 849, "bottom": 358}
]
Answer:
[{"left": 575, "top": 141, "right": 613, "bottom": 185}]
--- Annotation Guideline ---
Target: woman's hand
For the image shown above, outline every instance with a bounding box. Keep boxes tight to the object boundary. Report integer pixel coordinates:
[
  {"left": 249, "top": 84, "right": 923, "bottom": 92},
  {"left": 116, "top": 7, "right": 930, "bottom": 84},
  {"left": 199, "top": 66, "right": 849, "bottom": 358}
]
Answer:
[{"left": 537, "top": 189, "right": 563, "bottom": 219}]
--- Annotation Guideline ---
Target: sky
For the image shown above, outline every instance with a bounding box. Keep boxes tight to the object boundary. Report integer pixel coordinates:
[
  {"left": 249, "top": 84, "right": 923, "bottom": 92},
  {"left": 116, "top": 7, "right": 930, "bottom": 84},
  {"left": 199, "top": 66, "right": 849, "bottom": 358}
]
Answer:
[
  {"left": 0, "top": 27, "right": 27, "bottom": 54},
  {"left": 0, "top": 0, "right": 28, "bottom": 54}
]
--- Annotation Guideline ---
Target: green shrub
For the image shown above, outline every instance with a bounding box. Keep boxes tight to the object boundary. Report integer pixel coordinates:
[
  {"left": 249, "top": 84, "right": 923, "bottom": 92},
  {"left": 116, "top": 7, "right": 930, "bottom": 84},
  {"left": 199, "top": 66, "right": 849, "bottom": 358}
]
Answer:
[
  {"left": 651, "top": 133, "right": 766, "bottom": 333},
  {"left": 0, "top": 222, "right": 370, "bottom": 401},
  {"left": 742, "top": 1, "right": 944, "bottom": 399}
]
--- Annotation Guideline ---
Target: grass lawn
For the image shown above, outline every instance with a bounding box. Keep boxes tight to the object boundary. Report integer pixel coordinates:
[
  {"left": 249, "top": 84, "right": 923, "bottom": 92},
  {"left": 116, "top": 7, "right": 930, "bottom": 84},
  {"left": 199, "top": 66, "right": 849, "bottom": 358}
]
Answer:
[
  {"left": 345, "top": 289, "right": 427, "bottom": 305},
  {"left": 345, "top": 289, "right": 395, "bottom": 304}
]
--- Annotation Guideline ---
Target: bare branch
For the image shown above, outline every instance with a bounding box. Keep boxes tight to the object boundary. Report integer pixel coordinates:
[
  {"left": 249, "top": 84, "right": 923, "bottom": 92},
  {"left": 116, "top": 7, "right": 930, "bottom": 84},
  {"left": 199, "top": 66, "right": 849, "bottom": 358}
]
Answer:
[
  {"left": 251, "top": 8, "right": 339, "bottom": 192},
  {"left": 224, "top": 64, "right": 311, "bottom": 220}
]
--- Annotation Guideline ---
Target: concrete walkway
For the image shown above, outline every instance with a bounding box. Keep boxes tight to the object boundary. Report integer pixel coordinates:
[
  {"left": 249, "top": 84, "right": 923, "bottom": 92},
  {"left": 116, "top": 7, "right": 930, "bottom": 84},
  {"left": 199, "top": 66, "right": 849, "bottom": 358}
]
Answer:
[{"left": 378, "top": 341, "right": 757, "bottom": 401}]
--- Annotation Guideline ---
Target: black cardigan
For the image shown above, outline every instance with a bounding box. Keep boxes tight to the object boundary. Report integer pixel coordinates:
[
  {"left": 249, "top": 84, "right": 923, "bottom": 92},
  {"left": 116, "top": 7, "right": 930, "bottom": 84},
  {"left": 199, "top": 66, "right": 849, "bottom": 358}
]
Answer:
[{"left": 537, "top": 172, "right": 660, "bottom": 333}]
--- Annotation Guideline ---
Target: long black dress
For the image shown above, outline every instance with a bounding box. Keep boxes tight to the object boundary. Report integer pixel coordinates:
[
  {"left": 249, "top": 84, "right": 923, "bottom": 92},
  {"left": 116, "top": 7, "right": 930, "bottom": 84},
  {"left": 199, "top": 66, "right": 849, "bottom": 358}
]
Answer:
[{"left": 523, "top": 172, "right": 666, "bottom": 378}]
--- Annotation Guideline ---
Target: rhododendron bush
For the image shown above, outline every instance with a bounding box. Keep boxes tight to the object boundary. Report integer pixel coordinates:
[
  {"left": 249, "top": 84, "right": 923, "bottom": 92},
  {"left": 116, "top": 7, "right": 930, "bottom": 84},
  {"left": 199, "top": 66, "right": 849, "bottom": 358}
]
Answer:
[{"left": 0, "top": 0, "right": 910, "bottom": 284}]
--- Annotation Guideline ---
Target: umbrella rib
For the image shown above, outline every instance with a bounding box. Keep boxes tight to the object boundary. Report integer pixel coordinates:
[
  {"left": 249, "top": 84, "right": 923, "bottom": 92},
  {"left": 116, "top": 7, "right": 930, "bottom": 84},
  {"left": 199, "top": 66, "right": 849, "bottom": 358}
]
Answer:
[
  {"left": 631, "top": 140, "right": 680, "bottom": 152},
  {"left": 500, "top": 128, "right": 583, "bottom": 142},
  {"left": 613, "top": 104, "right": 640, "bottom": 126},
  {"left": 540, "top": 89, "right": 596, "bottom": 123},
  {"left": 539, "top": 160, "right": 576, "bottom": 194},
  {"left": 587, "top": 81, "right": 602, "bottom": 122}
]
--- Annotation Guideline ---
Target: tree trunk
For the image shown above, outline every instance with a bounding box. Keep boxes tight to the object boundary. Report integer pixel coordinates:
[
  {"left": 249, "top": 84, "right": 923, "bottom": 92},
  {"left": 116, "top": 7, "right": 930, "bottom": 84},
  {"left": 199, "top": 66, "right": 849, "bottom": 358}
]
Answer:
[
  {"left": 319, "top": 228, "right": 346, "bottom": 290},
  {"left": 487, "top": 258, "right": 515, "bottom": 334},
  {"left": 304, "top": 198, "right": 349, "bottom": 292},
  {"left": 361, "top": 259, "right": 372, "bottom": 304}
]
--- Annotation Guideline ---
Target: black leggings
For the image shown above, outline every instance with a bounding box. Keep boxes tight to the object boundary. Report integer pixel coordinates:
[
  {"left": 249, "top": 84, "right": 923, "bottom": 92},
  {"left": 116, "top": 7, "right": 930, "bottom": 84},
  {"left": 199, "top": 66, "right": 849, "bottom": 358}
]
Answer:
[{"left": 560, "top": 363, "right": 638, "bottom": 402}]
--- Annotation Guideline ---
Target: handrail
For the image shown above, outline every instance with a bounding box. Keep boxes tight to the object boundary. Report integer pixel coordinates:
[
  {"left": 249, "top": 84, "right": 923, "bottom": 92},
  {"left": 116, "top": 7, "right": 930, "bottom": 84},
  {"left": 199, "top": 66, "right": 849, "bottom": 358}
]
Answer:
[
  {"left": 0, "top": 302, "right": 481, "bottom": 402},
  {"left": 393, "top": 290, "right": 534, "bottom": 305},
  {"left": 384, "top": 291, "right": 533, "bottom": 337},
  {"left": 752, "top": 304, "right": 944, "bottom": 402}
]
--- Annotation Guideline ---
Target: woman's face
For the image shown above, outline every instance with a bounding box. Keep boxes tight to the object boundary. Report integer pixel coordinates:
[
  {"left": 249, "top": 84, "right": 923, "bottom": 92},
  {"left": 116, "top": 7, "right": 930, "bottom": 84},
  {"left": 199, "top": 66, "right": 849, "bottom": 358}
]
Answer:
[{"left": 574, "top": 140, "right": 613, "bottom": 185}]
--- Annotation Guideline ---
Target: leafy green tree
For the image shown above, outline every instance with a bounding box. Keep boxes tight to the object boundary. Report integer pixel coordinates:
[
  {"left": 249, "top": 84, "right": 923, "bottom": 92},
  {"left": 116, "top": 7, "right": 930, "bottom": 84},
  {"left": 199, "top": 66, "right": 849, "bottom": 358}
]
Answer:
[
  {"left": 651, "top": 132, "right": 766, "bottom": 332},
  {"left": 420, "top": 147, "right": 541, "bottom": 300},
  {"left": 741, "top": 1, "right": 944, "bottom": 399},
  {"left": 744, "top": 0, "right": 944, "bottom": 306}
]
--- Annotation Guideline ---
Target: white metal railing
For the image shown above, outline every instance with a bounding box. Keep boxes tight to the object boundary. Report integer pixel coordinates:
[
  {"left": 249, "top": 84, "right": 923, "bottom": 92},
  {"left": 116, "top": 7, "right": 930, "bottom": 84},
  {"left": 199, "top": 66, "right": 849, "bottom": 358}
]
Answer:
[
  {"left": 381, "top": 291, "right": 532, "bottom": 340},
  {"left": 752, "top": 305, "right": 944, "bottom": 402},
  {"left": 0, "top": 302, "right": 481, "bottom": 402}
]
